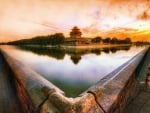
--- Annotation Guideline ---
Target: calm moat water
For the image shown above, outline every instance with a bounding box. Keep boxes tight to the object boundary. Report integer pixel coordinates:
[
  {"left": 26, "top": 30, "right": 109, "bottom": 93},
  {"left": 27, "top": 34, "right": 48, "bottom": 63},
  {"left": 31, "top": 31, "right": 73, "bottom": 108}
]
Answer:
[{"left": 2, "top": 45, "right": 146, "bottom": 97}]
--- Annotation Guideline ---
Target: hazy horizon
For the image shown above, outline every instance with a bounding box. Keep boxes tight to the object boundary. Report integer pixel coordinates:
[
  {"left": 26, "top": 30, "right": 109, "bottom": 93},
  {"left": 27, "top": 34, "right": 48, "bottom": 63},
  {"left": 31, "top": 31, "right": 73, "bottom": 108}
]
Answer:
[{"left": 0, "top": 0, "right": 150, "bottom": 42}]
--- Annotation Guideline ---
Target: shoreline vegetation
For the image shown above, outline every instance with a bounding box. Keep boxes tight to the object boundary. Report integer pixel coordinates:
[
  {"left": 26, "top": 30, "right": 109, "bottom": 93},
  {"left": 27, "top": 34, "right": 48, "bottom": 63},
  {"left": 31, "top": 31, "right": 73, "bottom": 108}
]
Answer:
[
  {"left": 0, "top": 32, "right": 150, "bottom": 46},
  {"left": 20, "top": 44, "right": 132, "bottom": 50}
]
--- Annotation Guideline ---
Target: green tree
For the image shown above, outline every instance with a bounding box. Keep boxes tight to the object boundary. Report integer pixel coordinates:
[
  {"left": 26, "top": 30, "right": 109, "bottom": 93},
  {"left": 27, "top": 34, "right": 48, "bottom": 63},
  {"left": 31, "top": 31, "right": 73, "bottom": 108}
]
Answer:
[
  {"left": 8, "top": 33, "right": 65, "bottom": 45},
  {"left": 124, "top": 38, "right": 131, "bottom": 44},
  {"left": 91, "top": 36, "right": 102, "bottom": 43},
  {"left": 103, "top": 37, "right": 111, "bottom": 44},
  {"left": 110, "top": 37, "right": 118, "bottom": 44},
  {"left": 51, "top": 33, "right": 65, "bottom": 45}
]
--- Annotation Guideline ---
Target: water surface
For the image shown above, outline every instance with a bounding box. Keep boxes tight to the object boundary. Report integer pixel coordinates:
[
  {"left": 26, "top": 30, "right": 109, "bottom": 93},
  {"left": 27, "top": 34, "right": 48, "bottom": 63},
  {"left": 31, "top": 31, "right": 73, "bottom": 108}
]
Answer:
[{"left": 2, "top": 45, "right": 146, "bottom": 97}]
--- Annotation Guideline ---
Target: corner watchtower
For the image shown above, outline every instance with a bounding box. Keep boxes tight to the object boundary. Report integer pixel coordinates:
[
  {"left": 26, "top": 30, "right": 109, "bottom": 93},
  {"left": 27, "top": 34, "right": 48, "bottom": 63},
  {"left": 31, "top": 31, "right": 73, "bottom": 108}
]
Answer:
[{"left": 70, "top": 26, "right": 82, "bottom": 38}]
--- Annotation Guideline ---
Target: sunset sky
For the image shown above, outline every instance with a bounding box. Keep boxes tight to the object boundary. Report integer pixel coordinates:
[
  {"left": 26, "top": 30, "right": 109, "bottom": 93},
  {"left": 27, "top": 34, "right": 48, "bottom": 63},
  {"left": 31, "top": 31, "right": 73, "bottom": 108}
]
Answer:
[{"left": 0, "top": 0, "right": 150, "bottom": 42}]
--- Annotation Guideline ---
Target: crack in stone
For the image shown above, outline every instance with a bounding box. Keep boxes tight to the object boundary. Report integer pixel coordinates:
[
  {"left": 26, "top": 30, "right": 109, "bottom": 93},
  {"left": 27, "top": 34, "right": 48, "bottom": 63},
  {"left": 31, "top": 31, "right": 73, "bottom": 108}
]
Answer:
[
  {"left": 87, "top": 91, "right": 107, "bottom": 113},
  {"left": 38, "top": 88, "right": 56, "bottom": 112},
  {"left": 38, "top": 94, "right": 50, "bottom": 110}
]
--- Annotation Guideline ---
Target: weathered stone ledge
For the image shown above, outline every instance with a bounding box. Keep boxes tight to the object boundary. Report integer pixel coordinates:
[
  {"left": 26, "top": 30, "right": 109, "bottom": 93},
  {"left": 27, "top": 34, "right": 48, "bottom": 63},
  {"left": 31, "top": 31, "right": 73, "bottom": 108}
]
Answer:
[
  {"left": 84, "top": 46, "right": 149, "bottom": 113},
  {"left": 0, "top": 49, "right": 64, "bottom": 113}
]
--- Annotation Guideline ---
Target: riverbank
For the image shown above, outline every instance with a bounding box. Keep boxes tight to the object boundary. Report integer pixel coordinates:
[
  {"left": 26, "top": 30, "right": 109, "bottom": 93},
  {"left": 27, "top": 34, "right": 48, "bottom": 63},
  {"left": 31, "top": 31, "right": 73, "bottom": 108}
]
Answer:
[
  {"left": 61, "top": 44, "right": 132, "bottom": 49},
  {"left": 11, "top": 43, "right": 132, "bottom": 49}
]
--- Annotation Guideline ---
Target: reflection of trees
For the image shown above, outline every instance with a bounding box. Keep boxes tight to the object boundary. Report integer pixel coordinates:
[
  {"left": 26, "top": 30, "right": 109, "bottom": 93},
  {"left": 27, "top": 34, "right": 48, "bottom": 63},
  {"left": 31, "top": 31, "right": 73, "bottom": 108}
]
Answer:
[
  {"left": 102, "top": 46, "right": 131, "bottom": 54},
  {"left": 122, "top": 46, "right": 130, "bottom": 51},
  {"left": 91, "top": 49, "right": 101, "bottom": 55},
  {"left": 17, "top": 45, "right": 131, "bottom": 64},
  {"left": 102, "top": 48, "right": 110, "bottom": 54},
  {"left": 17, "top": 46, "right": 65, "bottom": 60},
  {"left": 110, "top": 48, "right": 117, "bottom": 53}
]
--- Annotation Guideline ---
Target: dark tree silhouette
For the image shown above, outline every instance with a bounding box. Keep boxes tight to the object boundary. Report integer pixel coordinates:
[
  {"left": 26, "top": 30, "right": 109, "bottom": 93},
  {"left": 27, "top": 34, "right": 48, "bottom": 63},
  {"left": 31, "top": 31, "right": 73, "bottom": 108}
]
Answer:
[
  {"left": 124, "top": 38, "right": 131, "bottom": 44},
  {"left": 110, "top": 37, "right": 118, "bottom": 44},
  {"left": 91, "top": 36, "right": 102, "bottom": 43},
  {"left": 8, "top": 33, "right": 65, "bottom": 45},
  {"left": 103, "top": 37, "right": 111, "bottom": 44}
]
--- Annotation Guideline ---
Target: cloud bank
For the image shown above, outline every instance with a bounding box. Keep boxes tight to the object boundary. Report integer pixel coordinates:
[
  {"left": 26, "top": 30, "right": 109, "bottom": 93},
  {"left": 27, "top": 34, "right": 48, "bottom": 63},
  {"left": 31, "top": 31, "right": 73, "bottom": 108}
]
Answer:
[{"left": 0, "top": 0, "right": 150, "bottom": 42}]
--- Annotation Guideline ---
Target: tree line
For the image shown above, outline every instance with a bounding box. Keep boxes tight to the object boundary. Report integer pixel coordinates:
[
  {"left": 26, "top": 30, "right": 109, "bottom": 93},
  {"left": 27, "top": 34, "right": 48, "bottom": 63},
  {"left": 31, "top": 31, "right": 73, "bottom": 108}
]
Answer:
[
  {"left": 91, "top": 36, "right": 132, "bottom": 44},
  {"left": 7, "top": 33, "right": 133, "bottom": 45},
  {"left": 8, "top": 33, "right": 65, "bottom": 45}
]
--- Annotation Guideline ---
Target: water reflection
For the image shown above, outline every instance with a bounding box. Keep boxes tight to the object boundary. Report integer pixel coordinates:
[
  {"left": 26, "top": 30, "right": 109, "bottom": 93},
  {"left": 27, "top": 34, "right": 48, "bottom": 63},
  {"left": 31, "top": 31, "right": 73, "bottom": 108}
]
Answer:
[
  {"left": 2, "top": 45, "right": 145, "bottom": 97},
  {"left": 17, "top": 46, "right": 131, "bottom": 64}
]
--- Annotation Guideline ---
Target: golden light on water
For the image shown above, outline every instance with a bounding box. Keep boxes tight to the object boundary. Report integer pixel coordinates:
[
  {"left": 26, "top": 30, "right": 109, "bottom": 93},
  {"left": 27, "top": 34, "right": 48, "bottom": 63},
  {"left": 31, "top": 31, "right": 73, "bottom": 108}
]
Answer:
[{"left": 0, "top": 0, "right": 150, "bottom": 42}]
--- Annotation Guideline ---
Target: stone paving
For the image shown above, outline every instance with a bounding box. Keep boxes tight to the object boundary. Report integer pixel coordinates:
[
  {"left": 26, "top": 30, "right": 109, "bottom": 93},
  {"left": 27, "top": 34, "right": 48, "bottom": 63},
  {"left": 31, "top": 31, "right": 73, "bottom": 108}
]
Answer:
[{"left": 123, "top": 85, "right": 150, "bottom": 113}]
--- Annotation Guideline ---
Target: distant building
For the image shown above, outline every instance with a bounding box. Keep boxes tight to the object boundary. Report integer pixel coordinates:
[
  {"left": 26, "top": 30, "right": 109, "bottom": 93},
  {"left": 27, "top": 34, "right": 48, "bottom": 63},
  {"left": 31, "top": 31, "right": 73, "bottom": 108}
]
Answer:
[
  {"left": 64, "top": 26, "right": 90, "bottom": 46},
  {"left": 70, "top": 26, "right": 82, "bottom": 38}
]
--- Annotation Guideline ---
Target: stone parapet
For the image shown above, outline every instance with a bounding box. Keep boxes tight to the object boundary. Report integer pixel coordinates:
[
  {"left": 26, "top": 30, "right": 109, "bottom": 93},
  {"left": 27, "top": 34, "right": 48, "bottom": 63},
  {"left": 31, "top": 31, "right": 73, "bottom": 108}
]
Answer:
[{"left": 1, "top": 50, "right": 63, "bottom": 113}]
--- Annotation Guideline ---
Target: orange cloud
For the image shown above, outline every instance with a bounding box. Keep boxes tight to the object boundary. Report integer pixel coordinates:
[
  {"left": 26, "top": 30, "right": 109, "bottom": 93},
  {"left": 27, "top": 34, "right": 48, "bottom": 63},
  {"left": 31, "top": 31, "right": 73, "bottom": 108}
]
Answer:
[
  {"left": 0, "top": 0, "right": 150, "bottom": 42},
  {"left": 137, "top": 10, "right": 150, "bottom": 20}
]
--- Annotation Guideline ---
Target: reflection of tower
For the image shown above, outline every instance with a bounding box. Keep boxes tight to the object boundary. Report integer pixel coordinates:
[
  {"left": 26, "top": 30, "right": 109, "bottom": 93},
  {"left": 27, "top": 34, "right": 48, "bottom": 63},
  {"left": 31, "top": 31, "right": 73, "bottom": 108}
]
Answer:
[
  {"left": 70, "top": 26, "right": 82, "bottom": 38},
  {"left": 70, "top": 55, "right": 81, "bottom": 64}
]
